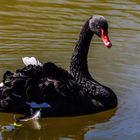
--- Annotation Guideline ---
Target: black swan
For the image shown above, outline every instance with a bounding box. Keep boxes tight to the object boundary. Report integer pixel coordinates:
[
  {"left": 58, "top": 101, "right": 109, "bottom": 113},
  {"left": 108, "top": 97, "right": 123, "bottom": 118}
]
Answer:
[
  {"left": 0, "top": 15, "right": 117, "bottom": 119},
  {"left": 70, "top": 15, "right": 117, "bottom": 109}
]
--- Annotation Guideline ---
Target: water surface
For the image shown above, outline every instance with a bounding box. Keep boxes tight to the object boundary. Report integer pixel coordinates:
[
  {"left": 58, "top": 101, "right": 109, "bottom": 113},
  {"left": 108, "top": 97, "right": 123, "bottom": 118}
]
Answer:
[{"left": 0, "top": 0, "right": 140, "bottom": 139}]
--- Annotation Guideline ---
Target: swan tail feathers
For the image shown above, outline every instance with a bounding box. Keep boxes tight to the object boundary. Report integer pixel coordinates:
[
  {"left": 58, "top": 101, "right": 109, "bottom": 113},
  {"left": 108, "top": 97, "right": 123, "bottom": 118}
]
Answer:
[{"left": 22, "top": 57, "right": 43, "bottom": 67}]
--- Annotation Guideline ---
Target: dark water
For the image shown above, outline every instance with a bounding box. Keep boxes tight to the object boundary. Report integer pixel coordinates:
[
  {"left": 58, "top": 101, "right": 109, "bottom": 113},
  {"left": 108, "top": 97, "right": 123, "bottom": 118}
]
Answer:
[{"left": 0, "top": 0, "right": 140, "bottom": 139}]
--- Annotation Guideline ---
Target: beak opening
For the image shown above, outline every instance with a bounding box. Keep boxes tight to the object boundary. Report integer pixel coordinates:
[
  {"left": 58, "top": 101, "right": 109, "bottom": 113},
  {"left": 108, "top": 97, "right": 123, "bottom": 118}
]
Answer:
[{"left": 101, "top": 29, "right": 112, "bottom": 48}]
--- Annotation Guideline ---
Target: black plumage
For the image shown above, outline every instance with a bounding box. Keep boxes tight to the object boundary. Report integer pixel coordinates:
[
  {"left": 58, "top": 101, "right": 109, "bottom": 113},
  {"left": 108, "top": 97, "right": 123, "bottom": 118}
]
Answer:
[{"left": 0, "top": 15, "right": 117, "bottom": 117}]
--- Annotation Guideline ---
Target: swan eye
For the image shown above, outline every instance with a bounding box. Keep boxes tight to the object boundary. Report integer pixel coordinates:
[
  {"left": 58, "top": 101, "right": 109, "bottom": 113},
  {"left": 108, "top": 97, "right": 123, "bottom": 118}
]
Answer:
[{"left": 96, "top": 25, "right": 100, "bottom": 29}]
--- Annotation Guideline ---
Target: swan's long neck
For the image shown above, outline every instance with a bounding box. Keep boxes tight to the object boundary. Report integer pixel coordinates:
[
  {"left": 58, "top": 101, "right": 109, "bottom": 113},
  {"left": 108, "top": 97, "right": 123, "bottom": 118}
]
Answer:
[{"left": 70, "top": 20, "right": 94, "bottom": 80}]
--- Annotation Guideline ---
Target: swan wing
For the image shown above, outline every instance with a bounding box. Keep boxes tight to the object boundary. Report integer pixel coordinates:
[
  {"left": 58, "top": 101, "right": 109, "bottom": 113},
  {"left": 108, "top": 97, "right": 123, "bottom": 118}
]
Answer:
[{"left": 22, "top": 57, "right": 42, "bottom": 66}]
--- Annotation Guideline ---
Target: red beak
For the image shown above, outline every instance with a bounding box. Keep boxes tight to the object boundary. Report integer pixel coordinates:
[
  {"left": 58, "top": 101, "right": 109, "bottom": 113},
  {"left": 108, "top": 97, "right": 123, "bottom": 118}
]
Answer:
[{"left": 101, "top": 29, "right": 112, "bottom": 48}]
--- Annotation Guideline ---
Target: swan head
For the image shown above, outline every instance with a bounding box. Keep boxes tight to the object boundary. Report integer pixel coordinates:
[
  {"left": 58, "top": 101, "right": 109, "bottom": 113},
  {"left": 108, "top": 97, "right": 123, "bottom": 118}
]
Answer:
[{"left": 89, "top": 15, "right": 112, "bottom": 48}]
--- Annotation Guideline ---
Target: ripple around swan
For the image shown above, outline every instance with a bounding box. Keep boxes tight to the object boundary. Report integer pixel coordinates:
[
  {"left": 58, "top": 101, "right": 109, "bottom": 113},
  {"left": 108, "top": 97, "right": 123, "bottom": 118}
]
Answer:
[{"left": 0, "top": 0, "right": 140, "bottom": 140}]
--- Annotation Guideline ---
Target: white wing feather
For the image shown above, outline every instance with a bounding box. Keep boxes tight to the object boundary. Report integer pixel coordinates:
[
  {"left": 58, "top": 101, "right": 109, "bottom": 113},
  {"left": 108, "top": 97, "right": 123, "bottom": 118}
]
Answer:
[
  {"left": 0, "top": 82, "right": 4, "bottom": 87},
  {"left": 22, "top": 57, "right": 42, "bottom": 66}
]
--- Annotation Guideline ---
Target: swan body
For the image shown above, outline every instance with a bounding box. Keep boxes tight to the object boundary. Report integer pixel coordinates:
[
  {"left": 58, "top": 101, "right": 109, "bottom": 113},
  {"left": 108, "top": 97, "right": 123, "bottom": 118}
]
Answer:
[{"left": 0, "top": 15, "right": 117, "bottom": 118}]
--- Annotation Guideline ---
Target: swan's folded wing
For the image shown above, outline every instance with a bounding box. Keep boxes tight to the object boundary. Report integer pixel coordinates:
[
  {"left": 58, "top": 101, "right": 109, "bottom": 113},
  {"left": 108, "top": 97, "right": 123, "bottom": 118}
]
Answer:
[{"left": 54, "top": 79, "right": 81, "bottom": 97}]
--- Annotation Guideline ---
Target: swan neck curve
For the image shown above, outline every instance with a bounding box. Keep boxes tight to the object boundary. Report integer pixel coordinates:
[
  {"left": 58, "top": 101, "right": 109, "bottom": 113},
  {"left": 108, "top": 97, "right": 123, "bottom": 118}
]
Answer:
[{"left": 70, "top": 19, "right": 94, "bottom": 79}]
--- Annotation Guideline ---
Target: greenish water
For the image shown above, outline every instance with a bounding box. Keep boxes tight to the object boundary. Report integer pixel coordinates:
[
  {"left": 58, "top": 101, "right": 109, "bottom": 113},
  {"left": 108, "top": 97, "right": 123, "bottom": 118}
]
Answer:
[{"left": 0, "top": 0, "right": 140, "bottom": 139}]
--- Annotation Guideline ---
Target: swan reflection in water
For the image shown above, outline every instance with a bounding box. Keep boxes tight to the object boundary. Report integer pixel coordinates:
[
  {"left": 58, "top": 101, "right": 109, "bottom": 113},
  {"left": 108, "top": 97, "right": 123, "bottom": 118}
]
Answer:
[{"left": 0, "top": 108, "right": 116, "bottom": 140}]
